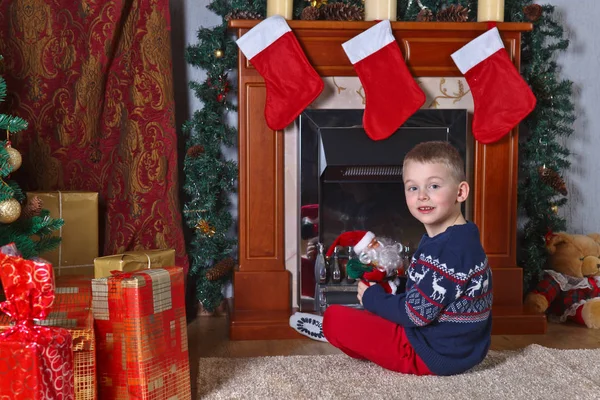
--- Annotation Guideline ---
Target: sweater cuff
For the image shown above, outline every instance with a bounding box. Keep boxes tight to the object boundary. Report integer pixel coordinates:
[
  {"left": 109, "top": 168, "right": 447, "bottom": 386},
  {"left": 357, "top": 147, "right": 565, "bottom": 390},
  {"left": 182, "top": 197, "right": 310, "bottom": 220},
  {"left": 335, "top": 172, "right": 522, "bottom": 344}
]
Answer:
[{"left": 362, "top": 284, "right": 385, "bottom": 311}]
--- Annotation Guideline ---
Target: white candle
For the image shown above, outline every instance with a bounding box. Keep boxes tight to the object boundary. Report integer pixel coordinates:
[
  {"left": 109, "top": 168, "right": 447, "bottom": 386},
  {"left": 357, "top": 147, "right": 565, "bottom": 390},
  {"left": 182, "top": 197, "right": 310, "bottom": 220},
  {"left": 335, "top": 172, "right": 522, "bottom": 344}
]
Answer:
[
  {"left": 478, "top": 0, "right": 505, "bottom": 22},
  {"left": 266, "top": 0, "right": 293, "bottom": 20},
  {"left": 364, "top": 0, "right": 397, "bottom": 21}
]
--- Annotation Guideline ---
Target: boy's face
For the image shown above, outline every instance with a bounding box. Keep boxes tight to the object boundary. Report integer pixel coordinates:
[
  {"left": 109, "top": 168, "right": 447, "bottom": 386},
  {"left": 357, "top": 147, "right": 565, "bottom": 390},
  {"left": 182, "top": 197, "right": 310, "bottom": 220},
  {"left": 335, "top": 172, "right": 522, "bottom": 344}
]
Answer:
[{"left": 403, "top": 161, "right": 468, "bottom": 237}]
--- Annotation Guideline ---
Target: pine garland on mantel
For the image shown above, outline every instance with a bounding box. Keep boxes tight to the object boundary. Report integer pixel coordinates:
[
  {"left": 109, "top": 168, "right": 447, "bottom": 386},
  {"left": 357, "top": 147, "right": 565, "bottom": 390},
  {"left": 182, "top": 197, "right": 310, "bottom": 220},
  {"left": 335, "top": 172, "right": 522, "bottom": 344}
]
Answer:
[{"left": 184, "top": 0, "right": 574, "bottom": 309}]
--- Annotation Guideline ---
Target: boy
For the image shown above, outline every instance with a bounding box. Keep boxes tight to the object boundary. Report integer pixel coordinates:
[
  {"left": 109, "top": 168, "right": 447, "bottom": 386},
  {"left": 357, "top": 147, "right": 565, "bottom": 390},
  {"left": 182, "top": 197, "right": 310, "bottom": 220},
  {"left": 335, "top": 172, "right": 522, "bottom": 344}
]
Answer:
[{"left": 292, "top": 141, "right": 492, "bottom": 376}]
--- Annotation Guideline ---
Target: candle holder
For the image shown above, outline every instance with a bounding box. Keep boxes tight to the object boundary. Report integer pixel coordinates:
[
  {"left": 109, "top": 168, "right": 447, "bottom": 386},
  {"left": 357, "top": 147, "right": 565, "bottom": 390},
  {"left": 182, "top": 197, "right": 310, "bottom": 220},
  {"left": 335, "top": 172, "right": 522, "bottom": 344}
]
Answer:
[
  {"left": 477, "top": 0, "right": 505, "bottom": 22},
  {"left": 364, "top": 0, "right": 397, "bottom": 21},
  {"left": 266, "top": 0, "right": 293, "bottom": 20}
]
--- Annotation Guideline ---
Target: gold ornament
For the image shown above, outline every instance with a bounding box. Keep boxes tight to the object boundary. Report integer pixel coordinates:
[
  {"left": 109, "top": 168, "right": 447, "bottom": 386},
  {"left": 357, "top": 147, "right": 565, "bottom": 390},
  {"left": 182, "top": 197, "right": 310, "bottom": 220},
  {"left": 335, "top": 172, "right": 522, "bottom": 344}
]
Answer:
[
  {"left": 196, "top": 219, "right": 216, "bottom": 237},
  {"left": 214, "top": 49, "right": 224, "bottom": 58},
  {"left": 5, "top": 145, "right": 22, "bottom": 172},
  {"left": 551, "top": 205, "right": 559, "bottom": 214},
  {"left": 0, "top": 198, "right": 21, "bottom": 223},
  {"left": 311, "top": 0, "right": 327, "bottom": 8}
]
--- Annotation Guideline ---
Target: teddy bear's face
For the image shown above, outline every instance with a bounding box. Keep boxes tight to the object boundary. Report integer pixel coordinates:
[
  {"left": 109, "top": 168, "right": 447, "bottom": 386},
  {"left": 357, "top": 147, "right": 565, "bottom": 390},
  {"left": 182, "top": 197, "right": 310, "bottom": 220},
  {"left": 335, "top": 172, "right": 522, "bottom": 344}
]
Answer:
[
  {"left": 548, "top": 240, "right": 586, "bottom": 278},
  {"left": 547, "top": 233, "right": 600, "bottom": 278}
]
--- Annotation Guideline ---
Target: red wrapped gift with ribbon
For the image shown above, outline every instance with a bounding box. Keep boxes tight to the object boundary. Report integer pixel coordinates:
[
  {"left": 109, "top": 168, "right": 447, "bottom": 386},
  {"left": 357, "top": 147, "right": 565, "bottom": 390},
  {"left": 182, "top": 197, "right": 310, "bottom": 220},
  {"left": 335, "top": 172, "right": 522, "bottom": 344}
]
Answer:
[
  {"left": 93, "top": 267, "right": 191, "bottom": 399},
  {"left": 0, "top": 243, "right": 74, "bottom": 400}
]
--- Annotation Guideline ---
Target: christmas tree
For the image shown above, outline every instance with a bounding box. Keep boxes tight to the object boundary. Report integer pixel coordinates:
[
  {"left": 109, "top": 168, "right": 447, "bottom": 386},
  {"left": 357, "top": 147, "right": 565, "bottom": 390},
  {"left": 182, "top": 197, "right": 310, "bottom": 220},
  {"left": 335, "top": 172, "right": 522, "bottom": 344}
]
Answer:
[{"left": 0, "top": 55, "right": 64, "bottom": 260}]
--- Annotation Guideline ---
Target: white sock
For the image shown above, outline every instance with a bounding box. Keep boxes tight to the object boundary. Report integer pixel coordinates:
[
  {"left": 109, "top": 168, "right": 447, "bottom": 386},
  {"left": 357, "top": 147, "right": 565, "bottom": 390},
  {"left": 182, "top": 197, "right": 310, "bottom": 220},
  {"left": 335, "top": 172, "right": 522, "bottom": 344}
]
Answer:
[{"left": 289, "top": 312, "right": 328, "bottom": 342}]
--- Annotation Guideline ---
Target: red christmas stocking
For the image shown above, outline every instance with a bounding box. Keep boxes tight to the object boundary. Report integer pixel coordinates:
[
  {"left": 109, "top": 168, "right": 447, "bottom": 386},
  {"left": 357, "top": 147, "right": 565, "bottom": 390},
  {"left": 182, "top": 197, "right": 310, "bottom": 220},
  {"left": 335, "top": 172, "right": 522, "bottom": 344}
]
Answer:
[
  {"left": 342, "top": 20, "right": 425, "bottom": 141},
  {"left": 236, "top": 16, "right": 324, "bottom": 131},
  {"left": 451, "top": 27, "right": 536, "bottom": 144}
]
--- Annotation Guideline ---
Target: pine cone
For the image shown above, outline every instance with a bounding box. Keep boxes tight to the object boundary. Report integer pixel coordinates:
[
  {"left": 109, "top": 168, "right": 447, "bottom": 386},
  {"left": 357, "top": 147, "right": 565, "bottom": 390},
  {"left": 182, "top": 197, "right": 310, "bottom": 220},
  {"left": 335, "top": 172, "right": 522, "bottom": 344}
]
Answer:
[
  {"left": 416, "top": 8, "right": 434, "bottom": 22},
  {"left": 206, "top": 258, "right": 236, "bottom": 281},
  {"left": 22, "top": 196, "right": 43, "bottom": 219},
  {"left": 224, "top": 10, "right": 263, "bottom": 21},
  {"left": 187, "top": 145, "right": 205, "bottom": 158},
  {"left": 538, "top": 166, "right": 568, "bottom": 196},
  {"left": 523, "top": 4, "right": 542, "bottom": 22},
  {"left": 436, "top": 5, "right": 469, "bottom": 22},
  {"left": 321, "top": 2, "right": 364, "bottom": 21},
  {"left": 301, "top": 6, "right": 322, "bottom": 20}
]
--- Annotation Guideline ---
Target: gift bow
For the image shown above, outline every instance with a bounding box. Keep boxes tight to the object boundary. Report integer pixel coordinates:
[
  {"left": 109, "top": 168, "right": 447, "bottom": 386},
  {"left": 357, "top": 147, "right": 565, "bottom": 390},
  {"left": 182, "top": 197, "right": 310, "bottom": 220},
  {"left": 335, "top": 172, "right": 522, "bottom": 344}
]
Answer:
[{"left": 0, "top": 243, "right": 55, "bottom": 341}]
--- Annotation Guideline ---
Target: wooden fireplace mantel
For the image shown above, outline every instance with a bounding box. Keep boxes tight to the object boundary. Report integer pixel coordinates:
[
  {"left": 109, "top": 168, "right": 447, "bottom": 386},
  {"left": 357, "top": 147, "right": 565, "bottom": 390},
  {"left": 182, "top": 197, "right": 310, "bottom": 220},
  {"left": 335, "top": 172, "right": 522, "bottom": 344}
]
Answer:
[{"left": 229, "top": 20, "right": 546, "bottom": 340}]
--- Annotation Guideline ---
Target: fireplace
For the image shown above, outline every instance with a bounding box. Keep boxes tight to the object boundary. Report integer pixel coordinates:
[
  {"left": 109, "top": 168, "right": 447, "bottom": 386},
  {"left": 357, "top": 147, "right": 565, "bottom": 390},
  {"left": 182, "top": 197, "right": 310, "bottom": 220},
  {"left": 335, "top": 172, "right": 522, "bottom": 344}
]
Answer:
[
  {"left": 298, "top": 109, "right": 469, "bottom": 311},
  {"left": 229, "top": 20, "right": 546, "bottom": 340}
]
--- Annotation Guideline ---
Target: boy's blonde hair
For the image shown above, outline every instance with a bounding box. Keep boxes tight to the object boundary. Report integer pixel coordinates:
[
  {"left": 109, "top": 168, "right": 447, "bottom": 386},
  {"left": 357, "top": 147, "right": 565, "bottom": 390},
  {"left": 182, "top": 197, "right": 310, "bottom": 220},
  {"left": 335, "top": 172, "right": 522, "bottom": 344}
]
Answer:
[{"left": 403, "top": 141, "right": 466, "bottom": 183}]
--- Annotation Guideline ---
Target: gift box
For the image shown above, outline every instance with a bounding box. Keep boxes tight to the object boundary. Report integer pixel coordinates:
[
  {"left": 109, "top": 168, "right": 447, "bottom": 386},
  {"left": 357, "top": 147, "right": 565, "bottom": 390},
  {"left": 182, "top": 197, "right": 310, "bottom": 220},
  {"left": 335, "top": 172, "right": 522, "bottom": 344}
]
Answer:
[
  {"left": 92, "top": 267, "right": 191, "bottom": 399},
  {"left": 41, "top": 276, "right": 96, "bottom": 400},
  {"left": 27, "top": 191, "right": 99, "bottom": 277},
  {"left": 0, "top": 243, "right": 75, "bottom": 400},
  {"left": 93, "top": 248, "right": 176, "bottom": 279},
  {"left": 2, "top": 276, "right": 96, "bottom": 399}
]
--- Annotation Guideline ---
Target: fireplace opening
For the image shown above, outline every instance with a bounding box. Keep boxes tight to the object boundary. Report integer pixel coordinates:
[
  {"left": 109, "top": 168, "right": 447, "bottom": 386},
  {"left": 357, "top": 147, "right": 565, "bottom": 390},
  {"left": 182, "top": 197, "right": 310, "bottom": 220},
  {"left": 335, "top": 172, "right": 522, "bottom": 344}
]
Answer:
[{"left": 298, "top": 109, "right": 470, "bottom": 312}]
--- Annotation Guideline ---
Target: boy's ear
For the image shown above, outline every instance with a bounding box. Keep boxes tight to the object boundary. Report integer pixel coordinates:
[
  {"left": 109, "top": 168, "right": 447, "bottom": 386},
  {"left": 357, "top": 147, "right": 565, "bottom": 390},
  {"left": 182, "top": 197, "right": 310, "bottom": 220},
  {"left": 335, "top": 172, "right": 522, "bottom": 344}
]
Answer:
[{"left": 456, "top": 181, "right": 469, "bottom": 203}]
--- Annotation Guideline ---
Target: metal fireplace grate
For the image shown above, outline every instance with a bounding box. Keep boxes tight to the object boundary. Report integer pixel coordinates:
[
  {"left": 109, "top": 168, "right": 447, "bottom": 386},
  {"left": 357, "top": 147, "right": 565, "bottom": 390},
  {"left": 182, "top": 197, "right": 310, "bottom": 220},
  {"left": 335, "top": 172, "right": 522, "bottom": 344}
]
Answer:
[
  {"left": 322, "top": 165, "right": 403, "bottom": 182},
  {"left": 342, "top": 166, "right": 403, "bottom": 178}
]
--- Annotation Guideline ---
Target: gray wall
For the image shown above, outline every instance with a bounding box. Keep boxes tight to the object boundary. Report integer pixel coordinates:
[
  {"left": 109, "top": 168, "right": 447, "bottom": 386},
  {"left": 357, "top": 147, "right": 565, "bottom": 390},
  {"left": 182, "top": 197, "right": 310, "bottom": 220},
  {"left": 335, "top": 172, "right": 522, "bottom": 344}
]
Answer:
[
  {"left": 546, "top": 0, "right": 600, "bottom": 234},
  {"left": 170, "top": 0, "right": 600, "bottom": 235}
]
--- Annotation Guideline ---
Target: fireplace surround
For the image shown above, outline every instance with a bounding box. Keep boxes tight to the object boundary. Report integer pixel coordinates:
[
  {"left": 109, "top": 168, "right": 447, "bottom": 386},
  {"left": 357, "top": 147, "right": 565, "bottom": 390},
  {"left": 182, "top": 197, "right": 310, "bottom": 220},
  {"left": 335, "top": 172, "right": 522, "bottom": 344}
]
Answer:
[{"left": 229, "top": 20, "right": 546, "bottom": 340}]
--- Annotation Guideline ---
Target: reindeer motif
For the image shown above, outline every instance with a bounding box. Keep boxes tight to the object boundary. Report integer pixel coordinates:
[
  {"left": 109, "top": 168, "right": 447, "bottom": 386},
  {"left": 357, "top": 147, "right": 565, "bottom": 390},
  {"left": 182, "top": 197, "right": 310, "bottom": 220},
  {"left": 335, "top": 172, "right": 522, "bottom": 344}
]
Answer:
[
  {"left": 466, "top": 276, "right": 483, "bottom": 297},
  {"left": 431, "top": 272, "right": 446, "bottom": 301},
  {"left": 408, "top": 265, "right": 427, "bottom": 283},
  {"left": 482, "top": 273, "right": 490, "bottom": 293},
  {"left": 455, "top": 284, "right": 463, "bottom": 300},
  {"left": 413, "top": 266, "right": 428, "bottom": 284}
]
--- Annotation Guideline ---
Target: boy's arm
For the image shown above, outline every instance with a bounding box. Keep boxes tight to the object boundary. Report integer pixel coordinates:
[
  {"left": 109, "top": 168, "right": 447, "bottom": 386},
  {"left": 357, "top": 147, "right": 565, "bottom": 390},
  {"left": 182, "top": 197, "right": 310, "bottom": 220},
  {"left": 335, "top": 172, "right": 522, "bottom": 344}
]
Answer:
[{"left": 362, "top": 255, "right": 462, "bottom": 327}]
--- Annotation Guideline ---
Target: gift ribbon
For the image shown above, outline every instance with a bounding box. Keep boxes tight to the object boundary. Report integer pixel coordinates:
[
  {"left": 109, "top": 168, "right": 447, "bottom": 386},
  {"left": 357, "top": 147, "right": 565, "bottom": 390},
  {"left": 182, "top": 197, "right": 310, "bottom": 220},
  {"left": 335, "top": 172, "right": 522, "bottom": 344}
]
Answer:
[
  {"left": 120, "top": 252, "right": 152, "bottom": 268},
  {"left": 107, "top": 252, "right": 153, "bottom": 278},
  {"left": 58, "top": 190, "right": 63, "bottom": 267},
  {"left": 0, "top": 244, "right": 74, "bottom": 398}
]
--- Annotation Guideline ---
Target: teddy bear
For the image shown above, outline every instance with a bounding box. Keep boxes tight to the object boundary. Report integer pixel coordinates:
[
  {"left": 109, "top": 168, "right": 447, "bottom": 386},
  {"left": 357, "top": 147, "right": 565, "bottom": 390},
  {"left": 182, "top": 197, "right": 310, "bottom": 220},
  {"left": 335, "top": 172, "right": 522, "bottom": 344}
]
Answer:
[{"left": 524, "top": 232, "right": 600, "bottom": 328}]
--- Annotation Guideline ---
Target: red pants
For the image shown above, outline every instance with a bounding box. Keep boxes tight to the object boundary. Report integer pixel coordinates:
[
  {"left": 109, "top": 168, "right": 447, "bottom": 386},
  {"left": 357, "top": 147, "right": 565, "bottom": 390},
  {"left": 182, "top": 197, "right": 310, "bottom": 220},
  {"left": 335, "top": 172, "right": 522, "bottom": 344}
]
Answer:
[{"left": 323, "top": 305, "right": 433, "bottom": 375}]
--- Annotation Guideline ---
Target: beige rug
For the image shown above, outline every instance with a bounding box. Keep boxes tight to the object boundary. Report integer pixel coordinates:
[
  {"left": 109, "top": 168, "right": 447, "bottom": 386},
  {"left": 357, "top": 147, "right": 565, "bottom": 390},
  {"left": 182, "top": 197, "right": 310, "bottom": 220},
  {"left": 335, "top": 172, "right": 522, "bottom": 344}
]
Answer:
[{"left": 196, "top": 344, "right": 600, "bottom": 399}]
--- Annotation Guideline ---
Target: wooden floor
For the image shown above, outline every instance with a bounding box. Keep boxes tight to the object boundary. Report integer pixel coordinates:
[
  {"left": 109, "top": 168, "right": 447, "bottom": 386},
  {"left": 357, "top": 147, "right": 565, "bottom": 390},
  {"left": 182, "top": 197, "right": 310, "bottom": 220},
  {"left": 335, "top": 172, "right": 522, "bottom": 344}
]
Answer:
[
  {"left": 187, "top": 311, "right": 600, "bottom": 397},
  {"left": 189, "top": 314, "right": 600, "bottom": 358}
]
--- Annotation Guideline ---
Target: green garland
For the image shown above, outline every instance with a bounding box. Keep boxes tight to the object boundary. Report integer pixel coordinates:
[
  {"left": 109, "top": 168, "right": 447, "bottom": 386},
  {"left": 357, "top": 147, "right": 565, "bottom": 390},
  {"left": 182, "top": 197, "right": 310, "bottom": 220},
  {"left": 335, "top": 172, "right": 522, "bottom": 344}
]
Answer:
[{"left": 184, "top": 0, "right": 574, "bottom": 309}]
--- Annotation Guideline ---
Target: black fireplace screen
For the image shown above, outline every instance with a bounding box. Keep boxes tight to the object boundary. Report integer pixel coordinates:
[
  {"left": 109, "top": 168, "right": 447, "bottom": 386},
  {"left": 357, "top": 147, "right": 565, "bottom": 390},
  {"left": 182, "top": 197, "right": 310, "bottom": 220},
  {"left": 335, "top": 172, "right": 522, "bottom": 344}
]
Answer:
[{"left": 298, "top": 109, "right": 469, "bottom": 310}]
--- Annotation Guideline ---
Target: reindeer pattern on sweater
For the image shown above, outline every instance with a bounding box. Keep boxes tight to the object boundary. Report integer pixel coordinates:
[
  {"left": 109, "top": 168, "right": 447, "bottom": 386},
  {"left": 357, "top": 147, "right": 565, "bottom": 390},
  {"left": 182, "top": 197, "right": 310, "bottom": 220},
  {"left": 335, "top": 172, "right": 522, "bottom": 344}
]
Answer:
[{"left": 405, "top": 253, "right": 492, "bottom": 326}]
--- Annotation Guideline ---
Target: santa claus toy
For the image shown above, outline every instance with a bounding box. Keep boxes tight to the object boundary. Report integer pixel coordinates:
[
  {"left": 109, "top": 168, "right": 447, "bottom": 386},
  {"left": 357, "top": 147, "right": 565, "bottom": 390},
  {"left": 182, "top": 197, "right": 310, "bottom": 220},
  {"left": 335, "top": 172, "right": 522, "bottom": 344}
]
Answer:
[{"left": 327, "top": 230, "right": 404, "bottom": 294}]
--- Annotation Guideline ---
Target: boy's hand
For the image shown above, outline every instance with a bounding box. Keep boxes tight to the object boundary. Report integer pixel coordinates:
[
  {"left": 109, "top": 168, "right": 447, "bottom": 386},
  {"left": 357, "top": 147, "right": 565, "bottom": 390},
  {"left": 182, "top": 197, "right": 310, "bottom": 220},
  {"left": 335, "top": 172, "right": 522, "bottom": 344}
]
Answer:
[{"left": 357, "top": 280, "right": 375, "bottom": 305}]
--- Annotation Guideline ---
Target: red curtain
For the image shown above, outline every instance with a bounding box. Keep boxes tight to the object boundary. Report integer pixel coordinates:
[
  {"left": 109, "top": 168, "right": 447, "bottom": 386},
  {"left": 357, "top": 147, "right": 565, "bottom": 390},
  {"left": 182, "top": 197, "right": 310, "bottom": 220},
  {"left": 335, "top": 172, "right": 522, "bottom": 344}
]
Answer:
[{"left": 0, "top": 0, "right": 188, "bottom": 273}]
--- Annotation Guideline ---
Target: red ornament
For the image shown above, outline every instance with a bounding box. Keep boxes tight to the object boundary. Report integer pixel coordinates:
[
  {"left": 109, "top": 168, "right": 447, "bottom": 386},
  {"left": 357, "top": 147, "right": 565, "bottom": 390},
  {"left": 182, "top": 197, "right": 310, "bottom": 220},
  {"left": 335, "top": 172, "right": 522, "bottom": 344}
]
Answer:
[
  {"left": 217, "top": 94, "right": 224, "bottom": 102},
  {"left": 545, "top": 229, "right": 556, "bottom": 246}
]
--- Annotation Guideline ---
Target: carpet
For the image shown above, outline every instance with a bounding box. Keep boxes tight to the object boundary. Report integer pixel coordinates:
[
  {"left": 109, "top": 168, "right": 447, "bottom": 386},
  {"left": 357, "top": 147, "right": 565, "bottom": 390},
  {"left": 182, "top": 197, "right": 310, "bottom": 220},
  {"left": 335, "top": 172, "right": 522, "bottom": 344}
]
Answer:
[{"left": 196, "top": 344, "right": 600, "bottom": 399}]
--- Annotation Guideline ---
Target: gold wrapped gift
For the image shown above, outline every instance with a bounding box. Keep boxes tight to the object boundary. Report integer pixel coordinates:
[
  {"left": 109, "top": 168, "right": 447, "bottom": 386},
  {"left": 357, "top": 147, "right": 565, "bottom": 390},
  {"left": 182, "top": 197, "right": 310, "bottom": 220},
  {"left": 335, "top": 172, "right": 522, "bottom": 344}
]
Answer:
[
  {"left": 27, "top": 191, "right": 99, "bottom": 277},
  {"left": 93, "top": 249, "right": 176, "bottom": 279}
]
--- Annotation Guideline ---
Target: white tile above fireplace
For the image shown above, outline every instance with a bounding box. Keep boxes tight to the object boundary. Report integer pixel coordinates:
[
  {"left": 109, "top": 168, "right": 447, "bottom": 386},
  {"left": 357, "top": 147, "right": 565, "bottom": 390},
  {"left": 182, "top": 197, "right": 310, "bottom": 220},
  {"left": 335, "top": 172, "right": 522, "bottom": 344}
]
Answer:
[{"left": 285, "top": 77, "right": 475, "bottom": 307}]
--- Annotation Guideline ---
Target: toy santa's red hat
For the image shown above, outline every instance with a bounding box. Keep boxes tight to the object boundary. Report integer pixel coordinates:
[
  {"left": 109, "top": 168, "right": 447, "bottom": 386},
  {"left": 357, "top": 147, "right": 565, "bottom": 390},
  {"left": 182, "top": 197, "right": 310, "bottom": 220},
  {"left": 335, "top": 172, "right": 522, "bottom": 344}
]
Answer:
[{"left": 326, "top": 230, "right": 368, "bottom": 257}]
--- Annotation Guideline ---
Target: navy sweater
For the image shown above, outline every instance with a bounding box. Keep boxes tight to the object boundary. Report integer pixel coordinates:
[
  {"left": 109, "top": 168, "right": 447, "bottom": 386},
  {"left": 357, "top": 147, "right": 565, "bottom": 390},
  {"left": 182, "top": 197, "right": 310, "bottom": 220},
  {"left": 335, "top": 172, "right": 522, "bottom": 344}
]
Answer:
[{"left": 362, "top": 222, "right": 492, "bottom": 376}]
